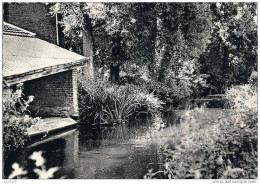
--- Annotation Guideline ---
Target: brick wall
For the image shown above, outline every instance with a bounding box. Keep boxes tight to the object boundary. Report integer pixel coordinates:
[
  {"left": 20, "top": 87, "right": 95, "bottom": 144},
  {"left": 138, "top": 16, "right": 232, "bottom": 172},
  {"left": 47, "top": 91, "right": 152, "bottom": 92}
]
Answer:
[
  {"left": 23, "top": 70, "right": 78, "bottom": 117},
  {"left": 3, "top": 87, "right": 12, "bottom": 99},
  {"left": 3, "top": 2, "right": 57, "bottom": 44}
]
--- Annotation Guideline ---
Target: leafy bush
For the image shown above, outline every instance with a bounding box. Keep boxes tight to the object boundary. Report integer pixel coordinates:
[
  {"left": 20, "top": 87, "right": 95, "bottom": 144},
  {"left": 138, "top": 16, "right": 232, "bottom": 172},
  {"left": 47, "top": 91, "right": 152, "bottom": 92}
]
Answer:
[
  {"left": 119, "top": 76, "right": 173, "bottom": 104},
  {"left": 3, "top": 84, "right": 40, "bottom": 154},
  {"left": 119, "top": 74, "right": 207, "bottom": 109},
  {"left": 118, "top": 76, "right": 187, "bottom": 108},
  {"left": 79, "top": 78, "right": 164, "bottom": 125},
  {"left": 225, "top": 85, "right": 257, "bottom": 113},
  {"left": 144, "top": 81, "right": 257, "bottom": 179}
]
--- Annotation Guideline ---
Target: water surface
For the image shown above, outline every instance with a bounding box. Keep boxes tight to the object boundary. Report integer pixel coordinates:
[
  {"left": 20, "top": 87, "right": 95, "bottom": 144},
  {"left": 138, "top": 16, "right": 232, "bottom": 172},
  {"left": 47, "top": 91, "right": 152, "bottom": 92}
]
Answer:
[{"left": 4, "top": 116, "right": 178, "bottom": 179}]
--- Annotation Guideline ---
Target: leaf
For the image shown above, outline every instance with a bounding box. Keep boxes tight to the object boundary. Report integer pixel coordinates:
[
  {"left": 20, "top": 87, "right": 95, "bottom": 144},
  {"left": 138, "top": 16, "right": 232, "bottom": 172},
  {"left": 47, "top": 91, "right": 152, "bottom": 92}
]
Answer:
[
  {"left": 8, "top": 163, "right": 28, "bottom": 179},
  {"left": 29, "top": 151, "right": 46, "bottom": 167},
  {"left": 33, "top": 167, "right": 59, "bottom": 179}
]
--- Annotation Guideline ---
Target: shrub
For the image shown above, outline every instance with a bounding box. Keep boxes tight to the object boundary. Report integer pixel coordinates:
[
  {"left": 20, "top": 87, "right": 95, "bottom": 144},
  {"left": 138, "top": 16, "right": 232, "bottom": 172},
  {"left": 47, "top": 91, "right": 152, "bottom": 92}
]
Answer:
[
  {"left": 3, "top": 84, "right": 39, "bottom": 154},
  {"left": 144, "top": 81, "right": 257, "bottom": 179},
  {"left": 78, "top": 78, "right": 164, "bottom": 125},
  {"left": 119, "top": 74, "right": 207, "bottom": 109},
  {"left": 118, "top": 76, "right": 187, "bottom": 108},
  {"left": 225, "top": 72, "right": 257, "bottom": 128},
  {"left": 118, "top": 76, "right": 173, "bottom": 104},
  {"left": 225, "top": 84, "right": 257, "bottom": 112}
]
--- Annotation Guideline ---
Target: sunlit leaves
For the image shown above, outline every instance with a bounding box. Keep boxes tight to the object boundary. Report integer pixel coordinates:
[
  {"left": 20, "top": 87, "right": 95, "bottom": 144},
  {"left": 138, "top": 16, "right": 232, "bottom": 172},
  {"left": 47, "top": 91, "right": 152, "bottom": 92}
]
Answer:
[
  {"left": 29, "top": 151, "right": 45, "bottom": 167},
  {"left": 33, "top": 167, "right": 59, "bottom": 179},
  {"left": 3, "top": 83, "right": 40, "bottom": 154},
  {"left": 51, "top": 3, "right": 106, "bottom": 33},
  {"left": 8, "top": 163, "right": 27, "bottom": 179},
  {"left": 8, "top": 151, "right": 61, "bottom": 179}
]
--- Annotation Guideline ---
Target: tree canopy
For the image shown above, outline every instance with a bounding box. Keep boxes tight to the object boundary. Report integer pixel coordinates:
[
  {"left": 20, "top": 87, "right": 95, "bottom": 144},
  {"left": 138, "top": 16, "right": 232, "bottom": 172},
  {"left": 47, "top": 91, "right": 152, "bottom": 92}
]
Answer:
[
  {"left": 199, "top": 3, "right": 257, "bottom": 94},
  {"left": 50, "top": 2, "right": 257, "bottom": 96}
]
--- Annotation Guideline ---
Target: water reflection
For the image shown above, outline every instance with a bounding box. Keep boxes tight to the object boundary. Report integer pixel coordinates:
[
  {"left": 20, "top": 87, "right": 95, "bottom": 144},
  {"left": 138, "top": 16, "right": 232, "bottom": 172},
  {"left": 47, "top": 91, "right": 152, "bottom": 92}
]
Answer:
[{"left": 4, "top": 115, "right": 177, "bottom": 179}]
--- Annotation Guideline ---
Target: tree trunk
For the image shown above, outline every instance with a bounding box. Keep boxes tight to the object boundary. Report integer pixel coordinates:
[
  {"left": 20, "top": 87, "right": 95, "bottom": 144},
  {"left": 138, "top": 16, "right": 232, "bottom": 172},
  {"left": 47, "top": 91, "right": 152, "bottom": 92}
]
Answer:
[
  {"left": 110, "top": 64, "right": 120, "bottom": 83},
  {"left": 158, "top": 46, "right": 170, "bottom": 82},
  {"left": 148, "top": 28, "right": 157, "bottom": 79},
  {"left": 82, "top": 27, "right": 94, "bottom": 78},
  {"left": 110, "top": 36, "right": 123, "bottom": 83},
  {"left": 222, "top": 45, "right": 231, "bottom": 90},
  {"left": 148, "top": 5, "right": 157, "bottom": 79},
  {"left": 135, "top": 3, "right": 157, "bottom": 80}
]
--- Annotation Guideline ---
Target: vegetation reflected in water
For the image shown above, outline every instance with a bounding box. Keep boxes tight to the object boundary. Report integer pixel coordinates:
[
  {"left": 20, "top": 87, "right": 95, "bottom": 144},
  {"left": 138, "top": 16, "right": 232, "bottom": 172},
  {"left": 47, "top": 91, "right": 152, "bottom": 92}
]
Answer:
[{"left": 4, "top": 114, "right": 176, "bottom": 179}]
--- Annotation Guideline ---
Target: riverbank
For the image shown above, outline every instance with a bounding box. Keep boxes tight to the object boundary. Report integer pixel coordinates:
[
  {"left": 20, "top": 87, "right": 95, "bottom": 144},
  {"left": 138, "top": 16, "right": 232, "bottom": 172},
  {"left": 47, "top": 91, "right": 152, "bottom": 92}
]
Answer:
[{"left": 143, "top": 107, "right": 257, "bottom": 179}]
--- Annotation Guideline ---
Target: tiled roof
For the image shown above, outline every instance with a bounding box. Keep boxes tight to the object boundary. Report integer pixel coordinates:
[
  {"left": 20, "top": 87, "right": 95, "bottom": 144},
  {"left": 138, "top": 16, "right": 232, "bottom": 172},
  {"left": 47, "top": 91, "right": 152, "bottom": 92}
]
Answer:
[
  {"left": 3, "top": 23, "right": 88, "bottom": 79},
  {"left": 3, "top": 22, "right": 36, "bottom": 37}
]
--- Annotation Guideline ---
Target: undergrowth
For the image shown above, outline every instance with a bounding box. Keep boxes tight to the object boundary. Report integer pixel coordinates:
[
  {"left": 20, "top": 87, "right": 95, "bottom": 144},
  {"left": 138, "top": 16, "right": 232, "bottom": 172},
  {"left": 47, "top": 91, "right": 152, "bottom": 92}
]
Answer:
[
  {"left": 144, "top": 81, "right": 257, "bottom": 179},
  {"left": 3, "top": 83, "right": 40, "bottom": 156}
]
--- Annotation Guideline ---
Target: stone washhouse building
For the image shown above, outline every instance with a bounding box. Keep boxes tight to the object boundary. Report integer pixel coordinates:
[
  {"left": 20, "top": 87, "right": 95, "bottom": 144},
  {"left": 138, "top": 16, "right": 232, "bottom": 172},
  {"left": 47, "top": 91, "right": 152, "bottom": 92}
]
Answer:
[{"left": 3, "top": 22, "right": 89, "bottom": 119}]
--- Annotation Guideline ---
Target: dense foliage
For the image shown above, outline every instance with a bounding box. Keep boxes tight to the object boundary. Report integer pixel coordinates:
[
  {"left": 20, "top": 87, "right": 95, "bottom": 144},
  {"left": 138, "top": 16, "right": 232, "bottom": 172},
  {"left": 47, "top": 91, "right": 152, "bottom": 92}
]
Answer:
[
  {"left": 3, "top": 84, "right": 39, "bottom": 154},
  {"left": 199, "top": 3, "right": 257, "bottom": 94},
  {"left": 144, "top": 78, "right": 257, "bottom": 179},
  {"left": 50, "top": 2, "right": 256, "bottom": 101}
]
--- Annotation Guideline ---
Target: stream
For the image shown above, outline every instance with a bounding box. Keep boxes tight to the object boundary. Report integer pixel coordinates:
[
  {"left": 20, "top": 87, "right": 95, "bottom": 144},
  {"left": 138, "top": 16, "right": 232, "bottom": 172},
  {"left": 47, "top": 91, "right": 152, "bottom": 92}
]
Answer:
[{"left": 4, "top": 111, "right": 182, "bottom": 179}]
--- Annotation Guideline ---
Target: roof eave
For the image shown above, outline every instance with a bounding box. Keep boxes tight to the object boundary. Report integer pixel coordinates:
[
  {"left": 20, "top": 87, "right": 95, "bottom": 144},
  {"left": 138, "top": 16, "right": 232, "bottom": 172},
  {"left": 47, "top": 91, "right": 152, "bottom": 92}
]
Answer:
[
  {"left": 4, "top": 58, "right": 89, "bottom": 86},
  {"left": 3, "top": 32, "right": 36, "bottom": 38},
  {"left": 3, "top": 22, "right": 36, "bottom": 37}
]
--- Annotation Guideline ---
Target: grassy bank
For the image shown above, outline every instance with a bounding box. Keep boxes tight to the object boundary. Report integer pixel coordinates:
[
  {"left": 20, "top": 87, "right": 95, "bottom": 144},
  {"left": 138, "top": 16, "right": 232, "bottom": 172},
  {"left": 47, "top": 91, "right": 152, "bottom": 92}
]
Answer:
[{"left": 144, "top": 83, "right": 257, "bottom": 179}]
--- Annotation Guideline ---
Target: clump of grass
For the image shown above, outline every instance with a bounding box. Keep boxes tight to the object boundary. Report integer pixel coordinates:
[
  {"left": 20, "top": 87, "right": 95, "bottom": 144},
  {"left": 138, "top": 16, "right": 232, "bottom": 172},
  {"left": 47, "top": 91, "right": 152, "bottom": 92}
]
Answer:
[{"left": 79, "top": 78, "right": 164, "bottom": 126}]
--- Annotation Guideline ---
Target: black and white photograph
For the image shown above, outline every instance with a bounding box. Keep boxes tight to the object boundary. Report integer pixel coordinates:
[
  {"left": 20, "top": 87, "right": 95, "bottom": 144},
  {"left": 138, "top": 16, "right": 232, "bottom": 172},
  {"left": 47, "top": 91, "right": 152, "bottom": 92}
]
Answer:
[{"left": 1, "top": 1, "right": 258, "bottom": 181}]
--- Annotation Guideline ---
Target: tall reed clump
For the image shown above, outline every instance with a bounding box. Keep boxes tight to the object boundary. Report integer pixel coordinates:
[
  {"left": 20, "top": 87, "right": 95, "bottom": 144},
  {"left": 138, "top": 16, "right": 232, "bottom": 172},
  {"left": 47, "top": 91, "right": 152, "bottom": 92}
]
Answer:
[
  {"left": 144, "top": 74, "right": 257, "bottom": 179},
  {"left": 78, "top": 78, "right": 164, "bottom": 125}
]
